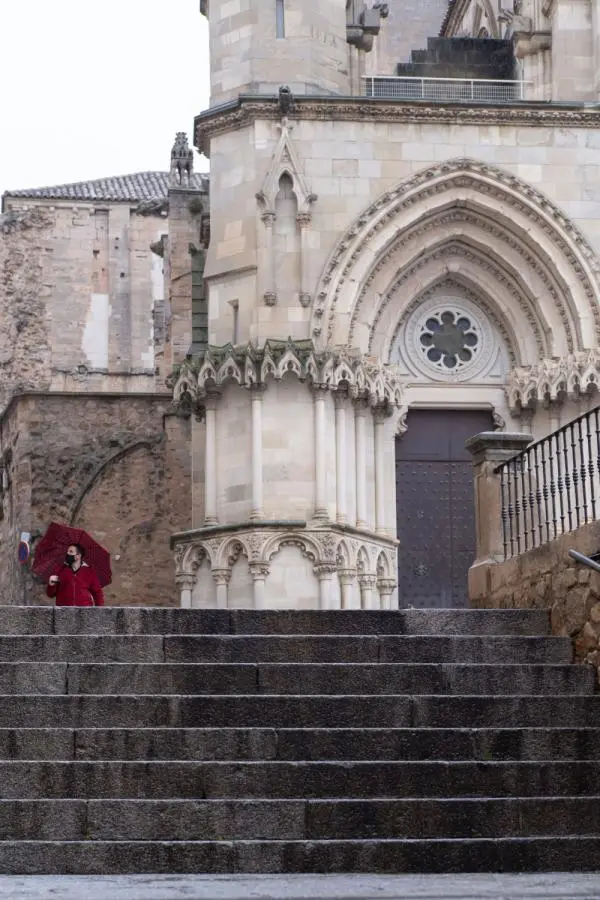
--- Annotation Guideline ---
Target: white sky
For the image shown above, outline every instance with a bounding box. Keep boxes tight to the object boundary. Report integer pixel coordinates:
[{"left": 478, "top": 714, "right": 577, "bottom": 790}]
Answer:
[{"left": 0, "top": 0, "right": 210, "bottom": 197}]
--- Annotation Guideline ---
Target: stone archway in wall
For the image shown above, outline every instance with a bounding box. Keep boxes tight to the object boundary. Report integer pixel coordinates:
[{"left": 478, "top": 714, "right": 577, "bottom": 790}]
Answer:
[
  {"left": 71, "top": 443, "right": 178, "bottom": 606},
  {"left": 312, "top": 158, "right": 600, "bottom": 607}
]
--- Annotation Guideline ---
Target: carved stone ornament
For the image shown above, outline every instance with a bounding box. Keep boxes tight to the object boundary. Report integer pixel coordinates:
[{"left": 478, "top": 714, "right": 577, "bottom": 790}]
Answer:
[
  {"left": 313, "top": 158, "right": 600, "bottom": 350},
  {"left": 506, "top": 351, "right": 600, "bottom": 412},
  {"left": 172, "top": 340, "right": 404, "bottom": 413},
  {"left": 194, "top": 97, "right": 600, "bottom": 158},
  {"left": 256, "top": 120, "right": 317, "bottom": 217}
]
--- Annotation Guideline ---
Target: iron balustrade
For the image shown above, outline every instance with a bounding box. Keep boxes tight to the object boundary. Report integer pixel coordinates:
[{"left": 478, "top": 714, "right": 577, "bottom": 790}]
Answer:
[
  {"left": 495, "top": 407, "right": 600, "bottom": 559},
  {"left": 361, "top": 76, "right": 528, "bottom": 103}
]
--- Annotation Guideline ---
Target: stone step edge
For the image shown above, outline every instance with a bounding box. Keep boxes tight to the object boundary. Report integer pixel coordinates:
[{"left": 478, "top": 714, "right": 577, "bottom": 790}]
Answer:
[
  {"left": 0, "top": 692, "right": 593, "bottom": 699},
  {"left": 3, "top": 795, "right": 600, "bottom": 804}
]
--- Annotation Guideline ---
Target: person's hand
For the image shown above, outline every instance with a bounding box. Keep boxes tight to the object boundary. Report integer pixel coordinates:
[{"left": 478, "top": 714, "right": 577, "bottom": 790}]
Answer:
[{"left": 48, "top": 576, "right": 59, "bottom": 586}]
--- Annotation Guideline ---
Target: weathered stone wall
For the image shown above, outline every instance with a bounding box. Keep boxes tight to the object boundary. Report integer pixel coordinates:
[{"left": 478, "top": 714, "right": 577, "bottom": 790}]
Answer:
[
  {"left": 472, "top": 521, "right": 600, "bottom": 674},
  {"left": 2, "top": 200, "right": 166, "bottom": 390},
  {"left": 0, "top": 207, "right": 54, "bottom": 410},
  {"left": 0, "top": 394, "right": 191, "bottom": 607}
]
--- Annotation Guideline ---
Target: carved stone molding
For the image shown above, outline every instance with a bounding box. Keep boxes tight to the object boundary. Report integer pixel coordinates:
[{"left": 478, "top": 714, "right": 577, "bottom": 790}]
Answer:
[
  {"left": 173, "top": 524, "right": 397, "bottom": 600},
  {"left": 506, "top": 351, "right": 600, "bottom": 412},
  {"left": 172, "top": 340, "right": 404, "bottom": 413},
  {"left": 194, "top": 98, "right": 600, "bottom": 156},
  {"left": 313, "top": 159, "right": 600, "bottom": 349},
  {"left": 347, "top": 207, "right": 567, "bottom": 357}
]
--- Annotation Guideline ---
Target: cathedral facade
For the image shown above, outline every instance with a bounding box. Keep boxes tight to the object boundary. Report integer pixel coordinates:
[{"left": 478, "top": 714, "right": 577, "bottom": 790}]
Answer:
[{"left": 172, "top": 0, "right": 600, "bottom": 610}]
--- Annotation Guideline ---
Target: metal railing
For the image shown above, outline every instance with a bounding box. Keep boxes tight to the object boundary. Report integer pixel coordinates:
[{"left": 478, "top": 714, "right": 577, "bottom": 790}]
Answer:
[
  {"left": 361, "top": 76, "right": 527, "bottom": 103},
  {"left": 569, "top": 549, "right": 600, "bottom": 573},
  {"left": 496, "top": 407, "right": 600, "bottom": 559}
]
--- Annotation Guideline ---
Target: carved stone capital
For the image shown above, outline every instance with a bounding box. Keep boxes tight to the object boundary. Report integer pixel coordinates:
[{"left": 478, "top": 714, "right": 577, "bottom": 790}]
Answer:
[
  {"left": 212, "top": 568, "right": 231, "bottom": 587},
  {"left": 358, "top": 574, "right": 378, "bottom": 591},
  {"left": 313, "top": 563, "right": 338, "bottom": 579},
  {"left": 249, "top": 562, "right": 270, "bottom": 581},
  {"left": 377, "top": 578, "right": 397, "bottom": 595},
  {"left": 263, "top": 291, "right": 278, "bottom": 307}
]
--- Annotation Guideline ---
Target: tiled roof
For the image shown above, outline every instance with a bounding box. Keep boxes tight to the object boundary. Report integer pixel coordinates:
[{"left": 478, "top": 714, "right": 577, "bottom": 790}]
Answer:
[{"left": 3, "top": 171, "right": 208, "bottom": 203}]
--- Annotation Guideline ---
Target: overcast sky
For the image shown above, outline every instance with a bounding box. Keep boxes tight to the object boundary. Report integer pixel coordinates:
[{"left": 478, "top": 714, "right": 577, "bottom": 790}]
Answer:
[{"left": 0, "top": 0, "right": 210, "bottom": 197}]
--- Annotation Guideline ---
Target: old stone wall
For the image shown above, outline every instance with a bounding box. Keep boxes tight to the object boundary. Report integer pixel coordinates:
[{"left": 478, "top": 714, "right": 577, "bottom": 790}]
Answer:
[
  {"left": 472, "top": 521, "right": 600, "bottom": 676},
  {"left": 0, "top": 394, "right": 191, "bottom": 607},
  {"left": 0, "top": 207, "right": 54, "bottom": 411}
]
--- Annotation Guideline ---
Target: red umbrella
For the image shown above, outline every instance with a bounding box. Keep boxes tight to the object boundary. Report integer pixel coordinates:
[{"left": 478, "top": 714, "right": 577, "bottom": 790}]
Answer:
[{"left": 32, "top": 522, "right": 112, "bottom": 588}]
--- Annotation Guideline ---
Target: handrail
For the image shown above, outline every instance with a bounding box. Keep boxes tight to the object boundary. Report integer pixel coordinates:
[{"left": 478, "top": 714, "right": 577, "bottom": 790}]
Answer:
[
  {"left": 494, "top": 405, "right": 600, "bottom": 559},
  {"left": 569, "top": 549, "right": 600, "bottom": 574},
  {"left": 362, "top": 76, "right": 529, "bottom": 85}
]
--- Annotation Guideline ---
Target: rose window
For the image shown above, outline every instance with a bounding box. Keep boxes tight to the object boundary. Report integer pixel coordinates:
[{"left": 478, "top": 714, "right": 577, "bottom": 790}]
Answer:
[{"left": 418, "top": 310, "right": 480, "bottom": 372}]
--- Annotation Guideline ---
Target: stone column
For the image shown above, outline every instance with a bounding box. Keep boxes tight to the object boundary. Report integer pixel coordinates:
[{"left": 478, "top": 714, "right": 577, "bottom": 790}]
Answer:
[
  {"left": 339, "top": 569, "right": 357, "bottom": 609},
  {"left": 358, "top": 574, "right": 378, "bottom": 610},
  {"left": 261, "top": 211, "right": 277, "bottom": 307},
  {"left": 249, "top": 563, "right": 269, "bottom": 609},
  {"left": 378, "top": 578, "right": 397, "bottom": 611},
  {"left": 373, "top": 408, "right": 387, "bottom": 535},
  {"left": 250, "top": 387, "right": 264, "bottom": 520},
  {"left": 204, "top": 394, "right": 219, "bottom": 526},
  {"left": 297, "top": 211, "right": 312, "bottom": 309},
  {"left": 465, "top": 431, "right": 533, "bottom": 605},
  {"left": 176, "top": 574, "right": 195, "bottom": 609},
  {"left": 314, "top": 389, "right": 328, "bottom": 520},
  {"left": 212, "top": 569, "right": 230, "bottom": 609},
  {"left": 315, "top": 564, "right": 338, "bottom": 610},
  {"left": 335, "top": 392, "right": 347, "bottom": 525},
  {"left": 355, "top": 402, "right": 368, "bottom": 529}
]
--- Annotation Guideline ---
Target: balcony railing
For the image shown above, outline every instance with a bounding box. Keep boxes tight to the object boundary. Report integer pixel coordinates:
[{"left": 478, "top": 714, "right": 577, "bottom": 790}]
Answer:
[
  {"left": 495, "top": 407, "right": 600, "bottom": 560},
  {"left": 361, "top": 76, "right": 527, "bottom": 103}
]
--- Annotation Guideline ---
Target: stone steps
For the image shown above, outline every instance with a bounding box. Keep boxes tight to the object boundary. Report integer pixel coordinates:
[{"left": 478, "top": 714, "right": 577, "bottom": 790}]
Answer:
[
  {"left": 4, "top": 726, "right": 600, "bottom": 761},
  {"left": 0, "top": 606, "right": 595, "bottom": 874},
  {"left": 0, "top": 693, "right": 599, "bottom": 727},
  {"left": 8, "top": 608, "right": 552, "bottom": 636},
  {"left": 0, "top": 634, "right": 572, "bottom": 663},
  {"left": 0, "top": 759, "right": 599, "bottom": 799},
  {"left": 0, "top": 662, "right": 592, "bottom": 695},
  {"left": 2, "top": 797, "right": 600, "bottom": 840},
  {"left": 3, "top": 837, "right": 600, "bottom": 875}
]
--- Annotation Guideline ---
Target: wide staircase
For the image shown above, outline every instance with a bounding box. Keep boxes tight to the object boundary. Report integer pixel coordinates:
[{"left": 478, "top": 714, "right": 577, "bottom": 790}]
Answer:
[{"left": 0, "top": 606, "right": 599, "bottom": 873}]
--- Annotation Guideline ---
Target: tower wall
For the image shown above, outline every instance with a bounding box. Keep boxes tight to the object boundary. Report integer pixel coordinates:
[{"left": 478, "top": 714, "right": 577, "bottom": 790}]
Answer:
[{"left": 205, "top": 0, "right": 350, "bottom": 106}]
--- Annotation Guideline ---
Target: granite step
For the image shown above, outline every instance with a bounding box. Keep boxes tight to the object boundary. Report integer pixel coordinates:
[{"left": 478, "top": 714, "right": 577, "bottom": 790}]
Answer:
[
  {"left": 2, "top": 608, "right": 551, "bottom": 637},
  {"left": 0, "top": 694, "right": 599, "bottom": 728},
  {"left": 1, "top": 836, "right": 600, "bottom": 874},
  {"left": 55, "top": 662, "right": 594, "bottom": 696},
  {"left": 0, "top": 634, "right": 572, "bottom": 664},
  {"left": 0, "top": 760, "right": 598, "bottom": 799},
  {"left": 4, "top": 726, "right": 600, "bottom": 762},
  {"left": 2, "top": 797, "right": 600, "bottom": 841}
]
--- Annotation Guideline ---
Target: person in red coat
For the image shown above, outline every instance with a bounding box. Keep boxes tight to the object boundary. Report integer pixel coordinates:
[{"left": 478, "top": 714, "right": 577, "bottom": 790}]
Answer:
[{"left": 46, "top": 543, "right": 105, "bottom": 607}]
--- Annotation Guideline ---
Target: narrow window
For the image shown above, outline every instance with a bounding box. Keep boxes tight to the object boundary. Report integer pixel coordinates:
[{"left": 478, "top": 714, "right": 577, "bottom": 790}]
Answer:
[
  {"left": 276, "top": 0, "right": 285, "bottom": 38},
  {"left": 230, "top": 299, "right": 239, "bottom": 345}
]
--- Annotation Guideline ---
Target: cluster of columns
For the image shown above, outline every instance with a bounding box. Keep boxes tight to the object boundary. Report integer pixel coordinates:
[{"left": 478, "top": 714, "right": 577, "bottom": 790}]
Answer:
[
  {"left": 202, "top": 384, "right": 392, "bottom": 533},
  {"left": 316, "top": 389, "right": 391, "bottom": 533}
]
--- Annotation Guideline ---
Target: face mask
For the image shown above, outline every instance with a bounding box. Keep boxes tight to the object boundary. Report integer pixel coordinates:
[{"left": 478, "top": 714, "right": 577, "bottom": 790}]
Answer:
[{"left": 65, "top": 554, "right": 76, "bottom": 566}]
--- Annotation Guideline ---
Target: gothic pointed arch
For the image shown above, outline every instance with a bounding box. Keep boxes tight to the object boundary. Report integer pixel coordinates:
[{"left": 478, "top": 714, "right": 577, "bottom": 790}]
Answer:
[
  {"left": 312, "top": 159, "right": 600, "bottom": 356},
  {"left": 256, "top": 121, "right": 317, "bottom": 216}
]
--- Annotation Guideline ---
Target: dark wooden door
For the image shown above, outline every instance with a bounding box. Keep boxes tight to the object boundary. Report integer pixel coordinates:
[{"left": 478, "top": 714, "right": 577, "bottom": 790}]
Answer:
[{"left": 395, "top": 409, "right": 493, "bottom": 608}]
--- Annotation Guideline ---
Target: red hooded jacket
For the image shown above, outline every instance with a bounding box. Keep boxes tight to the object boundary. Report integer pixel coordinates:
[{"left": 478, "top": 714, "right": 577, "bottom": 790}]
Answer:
[{"left": 46, "top": 563, "right": 105, "bottom": 607}]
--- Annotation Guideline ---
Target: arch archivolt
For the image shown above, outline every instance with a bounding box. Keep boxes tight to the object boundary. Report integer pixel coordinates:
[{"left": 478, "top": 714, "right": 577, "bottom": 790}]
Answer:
[
  {"left": 312, "top": 159, "right": 600, "bottom": 356},
  {"left": 364, "top": 241, "right": 549, "bottom": 366}
]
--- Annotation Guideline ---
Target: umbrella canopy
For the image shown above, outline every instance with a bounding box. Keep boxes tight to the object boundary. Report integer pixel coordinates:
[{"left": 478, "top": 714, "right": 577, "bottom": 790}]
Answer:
[{"left": 32, "top": 522, "right": 112, "bottom": 588}]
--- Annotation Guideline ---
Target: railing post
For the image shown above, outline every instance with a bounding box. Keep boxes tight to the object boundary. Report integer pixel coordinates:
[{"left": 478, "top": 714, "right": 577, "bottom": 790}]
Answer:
[{"left": 465, "top": 432, "right": 533, "bottom": 604}]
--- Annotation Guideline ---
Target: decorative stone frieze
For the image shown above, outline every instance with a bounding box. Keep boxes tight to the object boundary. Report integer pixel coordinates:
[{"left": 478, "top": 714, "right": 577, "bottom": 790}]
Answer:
[
  {"left": 194, "top": 97, "right": 600, "bottom": 156},
  {"left": 172, "top": 340, "right": 404, "bottom": 413},
  {"left": 506, "top": 351, "right": 600, "bottom": 412}
]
